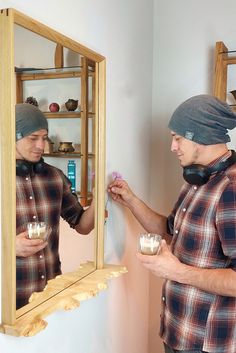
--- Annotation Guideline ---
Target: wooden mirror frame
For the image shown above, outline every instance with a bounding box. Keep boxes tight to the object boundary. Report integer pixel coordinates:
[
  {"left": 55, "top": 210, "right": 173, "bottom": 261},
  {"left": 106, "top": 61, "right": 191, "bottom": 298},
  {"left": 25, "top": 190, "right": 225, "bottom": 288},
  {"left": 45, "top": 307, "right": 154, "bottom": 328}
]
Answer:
[{"left": 0, "top": 8, "right": 126, "bottom": 336}]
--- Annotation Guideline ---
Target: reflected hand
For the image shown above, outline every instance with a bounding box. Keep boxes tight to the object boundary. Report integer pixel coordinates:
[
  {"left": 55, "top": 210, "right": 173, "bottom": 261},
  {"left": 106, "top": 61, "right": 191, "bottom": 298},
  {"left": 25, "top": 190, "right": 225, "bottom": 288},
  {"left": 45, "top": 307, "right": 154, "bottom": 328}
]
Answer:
[
  {"left": 136, "top": 240, "right": 182, "bottom": 281},
  {"left": 16, "top": 231, "right": 48, "bottom": 257},
  {"left": 107, "top": 179, "right": 136, "bottom": 207}
]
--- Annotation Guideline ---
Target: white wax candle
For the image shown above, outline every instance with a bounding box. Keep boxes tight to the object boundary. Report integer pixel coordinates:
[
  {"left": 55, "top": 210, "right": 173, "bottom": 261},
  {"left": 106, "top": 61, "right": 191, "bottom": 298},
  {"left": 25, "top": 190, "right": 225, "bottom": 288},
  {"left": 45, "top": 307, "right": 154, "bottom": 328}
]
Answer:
[
  {"left": 139, "top": 235, "right": 161, "bottom": 255},
  {"left": 28, "top": 223, "right": 46, "bottom": 239}
]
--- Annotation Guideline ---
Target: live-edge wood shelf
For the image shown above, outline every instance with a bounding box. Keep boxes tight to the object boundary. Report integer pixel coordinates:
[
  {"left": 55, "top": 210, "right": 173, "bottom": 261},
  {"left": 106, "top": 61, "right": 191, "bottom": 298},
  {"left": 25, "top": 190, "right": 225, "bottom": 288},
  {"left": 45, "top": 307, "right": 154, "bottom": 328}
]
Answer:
[{"left": 1, "top": 264, "right": 127, "bottom": 337}]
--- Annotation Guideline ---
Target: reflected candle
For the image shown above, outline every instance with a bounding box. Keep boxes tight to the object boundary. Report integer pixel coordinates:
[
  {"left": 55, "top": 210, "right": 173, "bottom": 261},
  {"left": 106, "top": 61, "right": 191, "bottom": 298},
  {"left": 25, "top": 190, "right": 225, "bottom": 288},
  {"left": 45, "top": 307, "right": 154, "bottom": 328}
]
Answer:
[{"left": 27, "top": 222, "right": 50, "bottom": 240}]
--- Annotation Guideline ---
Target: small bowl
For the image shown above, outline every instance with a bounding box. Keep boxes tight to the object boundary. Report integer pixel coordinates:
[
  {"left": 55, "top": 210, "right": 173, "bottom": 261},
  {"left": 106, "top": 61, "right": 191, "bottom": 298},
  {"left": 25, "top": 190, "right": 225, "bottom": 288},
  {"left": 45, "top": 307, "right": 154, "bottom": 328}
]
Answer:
[{"left": 27, "top": 222, "right": 52, "bottom": 241}]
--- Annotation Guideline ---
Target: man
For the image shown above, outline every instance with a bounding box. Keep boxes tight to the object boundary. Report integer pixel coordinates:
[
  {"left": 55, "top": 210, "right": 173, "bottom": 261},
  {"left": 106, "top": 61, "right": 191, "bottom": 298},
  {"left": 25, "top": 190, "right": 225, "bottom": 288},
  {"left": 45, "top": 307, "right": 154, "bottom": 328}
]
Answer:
[
  {"left": 16, "top": 103, "right": 94, "bottom": 309},
  {"left": 108, "top": 95, "right": 236, "bottom": 353}
]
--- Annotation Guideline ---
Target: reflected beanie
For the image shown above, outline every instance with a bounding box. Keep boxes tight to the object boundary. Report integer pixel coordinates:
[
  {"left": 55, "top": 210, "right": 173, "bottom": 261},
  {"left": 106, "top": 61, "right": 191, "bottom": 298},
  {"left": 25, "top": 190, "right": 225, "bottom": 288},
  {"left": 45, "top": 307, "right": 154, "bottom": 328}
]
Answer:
[
  {"left": 16, "top": 103, "right": 48, "bottom": 141},
  {"left": 168, "top": 94, "right": 236, "bottom": 145}
]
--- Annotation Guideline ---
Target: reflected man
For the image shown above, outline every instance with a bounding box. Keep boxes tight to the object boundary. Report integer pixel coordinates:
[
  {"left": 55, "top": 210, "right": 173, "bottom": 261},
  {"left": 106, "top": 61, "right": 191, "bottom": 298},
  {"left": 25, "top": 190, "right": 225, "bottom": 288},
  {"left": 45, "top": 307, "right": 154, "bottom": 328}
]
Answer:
[{"left": 16, "top": 103, "right": 94, "bottom": 309}]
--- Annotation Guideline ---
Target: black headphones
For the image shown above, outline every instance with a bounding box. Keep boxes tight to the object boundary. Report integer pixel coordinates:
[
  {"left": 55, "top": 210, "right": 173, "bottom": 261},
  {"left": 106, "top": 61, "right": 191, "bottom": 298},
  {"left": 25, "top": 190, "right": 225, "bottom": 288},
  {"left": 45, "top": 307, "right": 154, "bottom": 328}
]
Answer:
[
  {"left": 183, "top": 150, "right": 236, "bottom": 186},
  {"left": 16, "top": 158, "right": 46, "bottom": 177}
]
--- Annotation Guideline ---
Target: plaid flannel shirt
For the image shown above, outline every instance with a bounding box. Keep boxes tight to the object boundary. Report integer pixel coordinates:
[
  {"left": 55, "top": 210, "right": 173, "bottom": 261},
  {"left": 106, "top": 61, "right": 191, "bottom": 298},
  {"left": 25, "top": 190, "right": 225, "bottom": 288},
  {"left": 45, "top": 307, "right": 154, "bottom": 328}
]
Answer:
[
  {"left": 161, "top": 153, "right": 236, "bottom": 353},
  {"left": 16, "top": 163, "right": 84, "bottom": 309}
]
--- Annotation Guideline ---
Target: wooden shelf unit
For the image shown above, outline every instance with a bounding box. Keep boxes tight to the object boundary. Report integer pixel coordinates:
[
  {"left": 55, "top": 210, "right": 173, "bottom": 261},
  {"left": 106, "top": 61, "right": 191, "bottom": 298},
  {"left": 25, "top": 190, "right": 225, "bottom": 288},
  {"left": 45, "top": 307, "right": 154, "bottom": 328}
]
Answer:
[
  {"left": 16, "top": 58, "right": 96, "bottom": 207},
  {"left": 214, "top": 41, "right": 236, "bottom": 110}
]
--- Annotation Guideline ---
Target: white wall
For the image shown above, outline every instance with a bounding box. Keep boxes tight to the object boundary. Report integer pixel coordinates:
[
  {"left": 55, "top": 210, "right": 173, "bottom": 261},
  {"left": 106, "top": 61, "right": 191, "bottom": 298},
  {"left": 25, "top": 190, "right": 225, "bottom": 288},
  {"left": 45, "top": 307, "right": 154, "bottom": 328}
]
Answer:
[
  {"left": 0, "top": 1, "right": 153, "bottom": 353},
  {"left": 149, "top": 1, "right": 236, "bottom": 353}
]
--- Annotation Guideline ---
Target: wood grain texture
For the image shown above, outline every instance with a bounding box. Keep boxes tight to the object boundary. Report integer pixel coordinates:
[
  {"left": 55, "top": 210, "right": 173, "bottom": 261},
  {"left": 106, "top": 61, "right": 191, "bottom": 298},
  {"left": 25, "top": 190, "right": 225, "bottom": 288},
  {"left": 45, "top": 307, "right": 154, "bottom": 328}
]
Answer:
[
  {"left": 1, "top": 264, "right": 127, "bottom": 336},
  {"left": 0, "top": 7, "right": 16, "bottom": 325}
]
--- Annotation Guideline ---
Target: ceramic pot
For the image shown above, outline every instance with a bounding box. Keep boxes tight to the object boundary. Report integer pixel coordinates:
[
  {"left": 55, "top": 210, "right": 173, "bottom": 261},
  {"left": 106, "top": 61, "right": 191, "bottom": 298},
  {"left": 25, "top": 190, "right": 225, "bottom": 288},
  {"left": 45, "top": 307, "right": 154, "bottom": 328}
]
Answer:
[
  {"left": 58, "top": 142, "right": 75, "bottom": 153},
  {"left": 49, "top": 102, "right": 60, "bottom": 112},
  {"left": 65, "top": 99, "right": 78, "bottom": 111}
]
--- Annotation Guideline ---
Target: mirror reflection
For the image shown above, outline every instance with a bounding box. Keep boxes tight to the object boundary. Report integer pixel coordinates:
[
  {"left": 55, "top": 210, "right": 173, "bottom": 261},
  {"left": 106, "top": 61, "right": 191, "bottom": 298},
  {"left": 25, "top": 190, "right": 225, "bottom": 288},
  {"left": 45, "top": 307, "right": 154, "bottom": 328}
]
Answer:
[{"left": 14, "top": 24, "right": 96, "bottom": 310}]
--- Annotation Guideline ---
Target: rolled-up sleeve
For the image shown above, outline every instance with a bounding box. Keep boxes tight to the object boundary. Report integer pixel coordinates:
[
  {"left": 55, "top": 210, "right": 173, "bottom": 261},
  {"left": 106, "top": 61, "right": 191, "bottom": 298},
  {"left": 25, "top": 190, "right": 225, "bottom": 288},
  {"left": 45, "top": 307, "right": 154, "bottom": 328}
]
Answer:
[{"left": 60, "top": 174, "right": 85, "bottom": 228}]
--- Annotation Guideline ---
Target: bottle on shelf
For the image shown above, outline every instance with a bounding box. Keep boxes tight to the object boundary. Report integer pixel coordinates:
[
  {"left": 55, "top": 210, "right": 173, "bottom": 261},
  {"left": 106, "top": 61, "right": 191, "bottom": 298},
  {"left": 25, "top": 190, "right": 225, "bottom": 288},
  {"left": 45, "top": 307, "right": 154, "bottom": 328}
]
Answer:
[{"left": 67, "top": 160, "right": 76, "bottom": 192}]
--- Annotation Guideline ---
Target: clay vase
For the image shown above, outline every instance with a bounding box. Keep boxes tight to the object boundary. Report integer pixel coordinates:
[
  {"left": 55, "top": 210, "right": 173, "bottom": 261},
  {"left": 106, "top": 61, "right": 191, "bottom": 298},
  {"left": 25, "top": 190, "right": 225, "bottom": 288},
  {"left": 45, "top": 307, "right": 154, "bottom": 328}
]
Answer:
[
  {"left": 58, "top": 142, "right": 75, "bottom": 153},
  {"left": 65, "top": 99, "right": 78, "bottom": 111}
]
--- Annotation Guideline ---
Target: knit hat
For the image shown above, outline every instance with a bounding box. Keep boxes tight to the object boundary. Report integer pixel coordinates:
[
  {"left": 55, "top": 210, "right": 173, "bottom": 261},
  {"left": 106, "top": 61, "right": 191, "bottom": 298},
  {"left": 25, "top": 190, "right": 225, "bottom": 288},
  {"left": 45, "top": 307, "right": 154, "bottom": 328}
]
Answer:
[
  {"left": 16, "top": 103, "right": 48, "bottom": 141},
  {"left": 168, "top": 94, "right": 236, "bottom": 145}
]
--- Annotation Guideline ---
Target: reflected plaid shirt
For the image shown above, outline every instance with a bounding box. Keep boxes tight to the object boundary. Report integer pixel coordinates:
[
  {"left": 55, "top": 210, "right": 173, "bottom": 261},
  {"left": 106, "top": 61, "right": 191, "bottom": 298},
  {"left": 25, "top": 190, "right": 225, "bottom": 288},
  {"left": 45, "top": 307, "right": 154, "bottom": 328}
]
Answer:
[
  {"left": 16, "top": 163, "right": 84, "bottom": 309},
  {"left": 161, "top": 153, "right": 236, "bottom": 353}
]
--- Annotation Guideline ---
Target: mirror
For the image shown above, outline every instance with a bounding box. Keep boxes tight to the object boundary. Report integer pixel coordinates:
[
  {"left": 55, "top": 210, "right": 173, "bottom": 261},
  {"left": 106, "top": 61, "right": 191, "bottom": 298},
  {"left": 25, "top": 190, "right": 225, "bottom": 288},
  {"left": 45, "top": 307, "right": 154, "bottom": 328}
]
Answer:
[{"left": 0, "top": 8, "right": 106, "bottom": 333}]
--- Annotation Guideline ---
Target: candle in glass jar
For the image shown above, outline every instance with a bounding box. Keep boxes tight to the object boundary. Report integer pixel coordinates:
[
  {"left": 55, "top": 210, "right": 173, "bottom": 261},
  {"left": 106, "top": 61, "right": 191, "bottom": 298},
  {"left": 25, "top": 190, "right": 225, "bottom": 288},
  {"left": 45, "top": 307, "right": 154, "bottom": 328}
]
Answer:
[
  {"left": 139, "top": 233, "right": 162, "bottom": 255},
  {"left": 27, "top": 222, "right": 46, "bottom": 239},
  {"left": 27, "top": 222, "right": 51, "bottom": 241}
]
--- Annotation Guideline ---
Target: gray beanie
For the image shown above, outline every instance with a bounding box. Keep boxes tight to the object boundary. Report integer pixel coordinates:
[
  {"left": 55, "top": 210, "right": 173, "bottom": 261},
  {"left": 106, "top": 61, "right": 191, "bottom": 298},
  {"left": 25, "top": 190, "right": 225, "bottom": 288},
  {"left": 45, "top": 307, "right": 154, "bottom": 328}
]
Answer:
[
  {"left": 168, "top": 94, "right": 236, "bottom": 145},
  {"left": 16, "top": 103, "right": 48, "bottom": 141}
]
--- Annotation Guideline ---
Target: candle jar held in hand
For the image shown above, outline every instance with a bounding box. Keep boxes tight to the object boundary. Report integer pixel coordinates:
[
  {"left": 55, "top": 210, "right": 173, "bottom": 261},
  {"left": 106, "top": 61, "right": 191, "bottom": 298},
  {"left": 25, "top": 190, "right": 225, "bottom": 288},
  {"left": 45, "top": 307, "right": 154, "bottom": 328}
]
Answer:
[
  {"left": 27, "top": 222, "right": 52, "bottom": 241},
  {"left": 138, "top": 233, "right": 162, "bottom": 255}
]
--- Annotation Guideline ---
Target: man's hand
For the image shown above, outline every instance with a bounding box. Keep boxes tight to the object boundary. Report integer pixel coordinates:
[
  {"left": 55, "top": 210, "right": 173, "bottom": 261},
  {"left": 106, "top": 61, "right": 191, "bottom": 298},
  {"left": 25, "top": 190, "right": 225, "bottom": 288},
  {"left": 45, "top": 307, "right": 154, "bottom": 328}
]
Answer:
[
  {"left": 16, "top": 231, "right": 48, "bottom": 257},
  {"left": 136, "top": 240, "right": 182, "bottom": 280},
  {"left": 107, "top": 179, "right": 136, "bottom": 207}
]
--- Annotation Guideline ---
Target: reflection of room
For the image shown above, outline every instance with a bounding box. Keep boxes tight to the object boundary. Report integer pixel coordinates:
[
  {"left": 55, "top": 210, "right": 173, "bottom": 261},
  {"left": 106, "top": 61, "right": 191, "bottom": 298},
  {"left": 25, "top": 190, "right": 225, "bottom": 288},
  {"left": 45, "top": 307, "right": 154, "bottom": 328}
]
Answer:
[{"left": 14, "top": 26, "right": 95, "bottom": 274}]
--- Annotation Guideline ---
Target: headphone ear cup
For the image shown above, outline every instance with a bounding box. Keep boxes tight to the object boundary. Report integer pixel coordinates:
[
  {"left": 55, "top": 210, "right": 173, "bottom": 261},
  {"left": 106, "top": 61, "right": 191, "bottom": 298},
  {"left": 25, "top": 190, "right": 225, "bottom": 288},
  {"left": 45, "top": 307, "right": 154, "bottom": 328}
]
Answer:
[
  {"left": 33, "top": 159, "right": 45, "bottom": 174},
  {"left": 183, "top": 165, "right": 210, "bottom": 186},
  {"left": 16, "top": 160, "right": 31, "bottom": 177},
  {"left": 183, "top": 151, "right": 236, "bottom": 186},
  {"left": 16, "top": 158, "right": 46, "bottom": 176}
]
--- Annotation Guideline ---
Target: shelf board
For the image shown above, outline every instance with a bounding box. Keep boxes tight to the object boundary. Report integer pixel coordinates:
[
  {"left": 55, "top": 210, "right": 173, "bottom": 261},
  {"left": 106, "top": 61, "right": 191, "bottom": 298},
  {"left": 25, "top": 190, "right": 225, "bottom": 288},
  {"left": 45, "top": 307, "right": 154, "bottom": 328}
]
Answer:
[
  {"left": 229, "top": 105, "right": 236, "bottom": 112},
  {"left": 44, "top": 111, "right": 95, "bottom": 119},
  {"left": 44, "top": 111, "right": 81, "bottom": 119},
  {"left": 43, "top": 152, "right": 94, "bottom": 158},
  {"left": 223, "top": 57, "right": 236, "bottom": 65},
  {"left": 15, "top": 66, "right": 95, "bottom": 81},
  {"left": 76, "top": 191, "right": 93, "bottom": 199},
  {"left": 43, "top": 152, "right": 82, "bottom": 157}
]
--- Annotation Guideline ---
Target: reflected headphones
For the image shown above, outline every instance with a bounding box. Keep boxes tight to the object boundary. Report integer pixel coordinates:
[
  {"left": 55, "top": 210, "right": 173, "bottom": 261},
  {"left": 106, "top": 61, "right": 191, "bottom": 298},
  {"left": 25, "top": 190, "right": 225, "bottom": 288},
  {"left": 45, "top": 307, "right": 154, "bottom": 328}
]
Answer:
[
  {"left": 16, "top": 158, "right": 46, "bottom": 177},
  {"left": 183, "top": 150, "right": 236, "bottom": 186}
]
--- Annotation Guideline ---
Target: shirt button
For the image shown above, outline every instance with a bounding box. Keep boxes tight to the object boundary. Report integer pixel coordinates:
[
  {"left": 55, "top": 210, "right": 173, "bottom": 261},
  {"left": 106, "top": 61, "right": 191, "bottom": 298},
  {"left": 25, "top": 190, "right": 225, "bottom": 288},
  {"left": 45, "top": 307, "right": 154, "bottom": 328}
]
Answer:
[
  {"left": 39, "top": 255, "right": 43, "bottom": 259},
  {"left": 25, "top": 177, "right": 29, "bottom": 181},
  {"left": 193, "top": 186, "right": 197, "bottom": 190},
  {"left": 29, "top": 196, "right": 33, "bottom": 200},
  {"left": 41, "top": 275, "right": 45, "bottom": 279},
  {"left": 175, "top": 230, "right": 179, "bottom": 234},
  {"left": 33, "top": 215, "right": 37, "bottom": 219},
  {"left": 162, "top": 296, "right": 166, "bottom": 302},
  {"left": 183, "top": 208, "right": 186, "bottom": 212}
]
